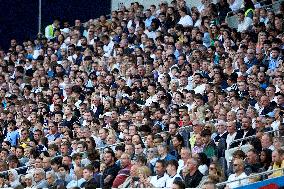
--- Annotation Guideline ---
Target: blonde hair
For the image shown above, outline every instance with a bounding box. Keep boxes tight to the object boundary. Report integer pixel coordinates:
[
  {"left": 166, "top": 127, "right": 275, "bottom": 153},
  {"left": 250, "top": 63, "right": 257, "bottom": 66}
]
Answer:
[{"left": 138, "top": 166, "right": 152, "bottom": 177}]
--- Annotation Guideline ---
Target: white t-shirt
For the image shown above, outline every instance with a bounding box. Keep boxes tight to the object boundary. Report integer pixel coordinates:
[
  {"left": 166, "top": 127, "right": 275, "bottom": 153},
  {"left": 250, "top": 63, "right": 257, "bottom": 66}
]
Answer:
[
  {"left": 165, "top": 174, "right": 182, "bottom": 188},
  {"left": 150, "top": 174, "right": 169, "bottom": 188},
  {"left": 178, "top": 15, "right": 193, "bottom": 27},
  {"left": 227, "top": 172, "right": 248, "bottom": 189},
  {"left": 194, "top": 84, "right": 206, "bottom": 94},
  {"left": 237, "top": 17, "right": 253, "bottom": 32}
]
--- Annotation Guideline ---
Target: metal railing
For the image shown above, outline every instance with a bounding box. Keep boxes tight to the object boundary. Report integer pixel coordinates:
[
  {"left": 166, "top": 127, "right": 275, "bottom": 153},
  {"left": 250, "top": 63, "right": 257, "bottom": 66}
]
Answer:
[
  {"left": 216, "top": 167, "right": 284, "bottom": 188},
  {"left": 232, "top": 129, "right": 281, "bottom": 144}
]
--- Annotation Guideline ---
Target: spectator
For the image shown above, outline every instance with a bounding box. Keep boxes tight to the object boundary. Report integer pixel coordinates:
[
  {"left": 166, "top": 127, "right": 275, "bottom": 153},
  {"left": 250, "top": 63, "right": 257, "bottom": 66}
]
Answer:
[
  {"left": 150, "top": 159, "right": 169, "bottom": 188},
  {"left": 157, "top": 143, "right": 177, "bottom": 161},
  {"left": 112, "top": 153, "right": 132, "bottom": 188},
  {"left": 200, "top": 129, "right": 217, "bottom": 159},
  {"left": 7, "top": 169, "right": 21, "bottom": 188},
  {"left": 201, "top": 181, "right": 216, "bottom": 189},
  {"left": 46, "top": 121, "right": 62, "bottom": 142},
  {"left": 217, "top": 121, "right": 243, "bottom": 157},
  {"left": 165, "top": 159, "right": 183, "bottom": 188},
  {"left": 261, "top": 133, "right": 275, "bottom": 150},
  {"left": 81, "top": 165, "right": 99, "bottom": 188},
  {"left": 102, "top": 150, "right": 120, "bottom": 188},
  {"left": 237, "top": 10, "right": 253, "bottom": 32},
  {"left": 119, "top": 164, "right": 139, "bottom": 188},
  {"left": 199, "top": 162, "right": 224, "bottom": 187},
  {"left": 172, "top": 179, "right": 186, "bottom": 189},
  {"left": 66, "top": 166, "right": 86, "bottom": 188},
  {"left": 42, "top": 157, "right": 51, "bottom": 172},
  {"left": 177, "top": 147, "right": 191, "bottom": 174},
  {"left": 194, "top": 152, "right": 210, "bottom": 175},
  {"left": 24, "top": 174, "right": 35, "bottom": 188},
  {"left": 46, "top": 171, "right": 61, "bottom": 189},
  {"left": 226, "top": 159, "right": 248, "bottom": 188},
  {"left": 0, "top": 1, "right": 284, "bottom": 188},
  {"left": 269, "top": 149, "right": 284, "bottom": 178},
  {"left": 184, "top": 158, "right": 203, "bottom": 188},
  {"left": 260, "top": 148, "right": 272, "bottom": 171},
  {"left": 33, "top": 168, "right": 48, "bottom": 188},
  {"left": 245, "top": 148, "right": 262, "bottom": 174},
  {"left": 177, "top": 7, "right": 193, "bottom": 27}
]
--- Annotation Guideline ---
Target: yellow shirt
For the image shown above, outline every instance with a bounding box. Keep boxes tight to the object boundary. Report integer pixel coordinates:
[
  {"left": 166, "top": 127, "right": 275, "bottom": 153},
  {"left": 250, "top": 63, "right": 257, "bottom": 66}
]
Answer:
[
  {"left": 271, "top": 160, "right": 284, "bottom": 178},
  {"left": 19, "top": 138, "right": 30, "bottom": 148},
  {"left": 189, "top": 134, "right": 196, "bottom": 150}
]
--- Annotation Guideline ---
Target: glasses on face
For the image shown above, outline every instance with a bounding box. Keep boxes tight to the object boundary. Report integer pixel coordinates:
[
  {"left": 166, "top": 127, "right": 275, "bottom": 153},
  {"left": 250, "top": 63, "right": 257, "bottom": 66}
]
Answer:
[{"left": 209, "top": 167, "right": 216, "bottom": 170}]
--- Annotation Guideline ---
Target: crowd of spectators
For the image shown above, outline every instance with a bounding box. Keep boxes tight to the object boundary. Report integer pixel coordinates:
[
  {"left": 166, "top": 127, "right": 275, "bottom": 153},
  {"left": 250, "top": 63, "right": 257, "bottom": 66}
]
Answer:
[{"left": 0, "top": 0, "right": 284, "bottom": 188}]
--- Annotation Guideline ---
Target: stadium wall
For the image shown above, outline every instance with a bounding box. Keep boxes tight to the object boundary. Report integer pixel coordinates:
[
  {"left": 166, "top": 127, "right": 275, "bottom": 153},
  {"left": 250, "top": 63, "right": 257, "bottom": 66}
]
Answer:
[
  {"left": 236, "top": 176, "right": 284, "bottom": 189},
  {"left": 0, "top": 0, "right": 111, "bottom": 50}
]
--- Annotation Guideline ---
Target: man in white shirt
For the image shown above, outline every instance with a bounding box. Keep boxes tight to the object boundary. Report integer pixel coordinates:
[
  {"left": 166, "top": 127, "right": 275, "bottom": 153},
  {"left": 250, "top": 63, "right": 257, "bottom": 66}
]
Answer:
[
  {"left": 226, "top": 159, "right": 248, "bottom": 188},
  {"left": 145, "top": 83, "right": 158, "bottom": 106},
  {"left": 165, "top": 159, "right": 183, "bottom": 188},
  {"left": 193, "top": 73, "right": 206, "bottom": 94},
  {"left": 237, "top": 10, "right": 253, "bottom": 32},
  {"left": 102, "top": 35, "right": 114, "bottom": 58},
  {"left": 150, "top": 159, "right": 169, "bottom": 188}
]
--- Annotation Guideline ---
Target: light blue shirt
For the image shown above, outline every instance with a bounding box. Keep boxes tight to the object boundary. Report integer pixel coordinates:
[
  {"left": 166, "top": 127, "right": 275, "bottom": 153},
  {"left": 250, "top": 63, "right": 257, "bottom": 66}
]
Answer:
[
  {"left": 145, "top": 16, "right": 155, "bottom": 28},
  {"left": 66, "top": 178, "right": 86, "bottom": 188},
  {"left": 268, "top": 57, "right": 279, "bottom": 70},
  {"left": 6, "top": 130, "right": 19, "bottom": 146}
]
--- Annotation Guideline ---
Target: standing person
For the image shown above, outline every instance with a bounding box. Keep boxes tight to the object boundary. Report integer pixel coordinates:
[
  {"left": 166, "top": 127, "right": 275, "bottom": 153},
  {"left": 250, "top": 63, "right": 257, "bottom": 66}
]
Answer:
[{"left": 45, "top": 19, "right": 60, "bottom": 40}]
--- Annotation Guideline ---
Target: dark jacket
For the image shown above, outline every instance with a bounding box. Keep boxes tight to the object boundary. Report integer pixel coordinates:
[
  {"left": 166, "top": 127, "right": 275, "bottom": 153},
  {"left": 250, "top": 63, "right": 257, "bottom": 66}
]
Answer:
[
  {"left": 184, "top": 169, "right": 203, "bottom": 188},
  {"left": 102, "top": 163, "right": 120, "bottom": 189},
  {"left": 217, "top": 131, "right": 243, "bottom": 158},
  {"left": 214, "top": 132, "right": 228, "bottom": 143},
  {"left": 81, "top": 178, "right": 100, "bottom": 189},
  {"left": 240, "top": 127, "right": 256, "bottom": 145}
]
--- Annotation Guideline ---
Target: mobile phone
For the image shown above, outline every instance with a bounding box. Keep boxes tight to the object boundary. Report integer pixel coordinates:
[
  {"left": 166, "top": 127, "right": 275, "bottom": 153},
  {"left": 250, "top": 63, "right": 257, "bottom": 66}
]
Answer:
[
  {"left": 119, "top": 2, "right": 124, "bottom": 10},
  {"left": 132, "top": 176, "right": 140, "bottom": 182}
]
